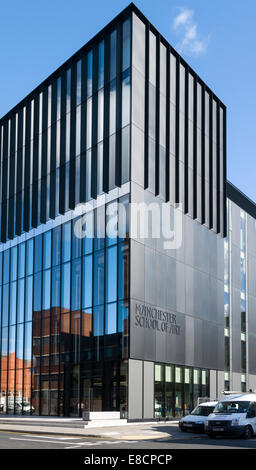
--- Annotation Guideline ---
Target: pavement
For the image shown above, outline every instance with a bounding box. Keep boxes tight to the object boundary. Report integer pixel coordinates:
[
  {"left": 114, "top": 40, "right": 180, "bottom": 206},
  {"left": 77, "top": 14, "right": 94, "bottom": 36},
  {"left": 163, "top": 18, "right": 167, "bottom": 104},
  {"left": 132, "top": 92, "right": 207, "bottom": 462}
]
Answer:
[
  {"left": 0, "top": 428, "right": 256, "bottom": 449},
  {"left": 0, "top": 416, "right": 178, "bottom": 441}
]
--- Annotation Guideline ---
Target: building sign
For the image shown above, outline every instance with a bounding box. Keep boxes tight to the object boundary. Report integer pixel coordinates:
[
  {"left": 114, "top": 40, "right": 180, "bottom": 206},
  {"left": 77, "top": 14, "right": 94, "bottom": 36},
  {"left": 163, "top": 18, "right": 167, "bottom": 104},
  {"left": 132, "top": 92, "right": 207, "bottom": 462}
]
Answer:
[{"left": 134, "top": 303, "right": 181, "bottom": 336}]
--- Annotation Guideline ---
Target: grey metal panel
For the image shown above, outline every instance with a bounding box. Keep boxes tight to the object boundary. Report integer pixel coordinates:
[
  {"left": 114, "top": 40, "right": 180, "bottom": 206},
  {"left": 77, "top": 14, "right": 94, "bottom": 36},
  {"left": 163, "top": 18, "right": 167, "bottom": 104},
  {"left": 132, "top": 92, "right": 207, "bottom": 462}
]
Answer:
[
  {"left": 130, "top": 239, "right": 145, "bottom": 302},
  {"left": 231, "top": 201, "right": 241, "bottom": 247},
  {"left": 231, "top": 244, "right": 241, "bottom": 290},
  {"left": 231, "top": 372, "right": 241, "bottom": 391},
  {"left": 210, "top": 370, "right": 217, "bottom": 400},
  {"left": 128, "top": 359, "right": 143, "bottom": 420},
  {"left": 143, "top": 361, "right": 154, "bottom": 419},
  {"left": 131, "top": 124, "right": 144, "bottom": 188}
]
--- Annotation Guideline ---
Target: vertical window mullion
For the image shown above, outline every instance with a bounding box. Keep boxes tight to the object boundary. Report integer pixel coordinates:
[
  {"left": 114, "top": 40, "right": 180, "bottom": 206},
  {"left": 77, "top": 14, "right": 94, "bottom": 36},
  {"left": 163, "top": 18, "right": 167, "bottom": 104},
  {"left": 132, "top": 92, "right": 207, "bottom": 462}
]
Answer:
[
  {"left": 155, "top": 35, "right": 160, "bottom": 196},
  {"left": 115, "top": 24, "right": 122, "bottom": 188}
]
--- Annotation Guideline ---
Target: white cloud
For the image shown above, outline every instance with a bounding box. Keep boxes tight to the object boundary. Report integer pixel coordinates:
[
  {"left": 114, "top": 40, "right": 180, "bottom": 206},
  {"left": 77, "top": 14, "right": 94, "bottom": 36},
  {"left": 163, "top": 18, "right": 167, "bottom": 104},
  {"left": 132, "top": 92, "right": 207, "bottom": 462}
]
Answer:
[
  {"left": 172, "top": 8, "right": 194, "bottom": 29},
  {"left": 172, "top": 7, "right": 210, "bottom": 56}
]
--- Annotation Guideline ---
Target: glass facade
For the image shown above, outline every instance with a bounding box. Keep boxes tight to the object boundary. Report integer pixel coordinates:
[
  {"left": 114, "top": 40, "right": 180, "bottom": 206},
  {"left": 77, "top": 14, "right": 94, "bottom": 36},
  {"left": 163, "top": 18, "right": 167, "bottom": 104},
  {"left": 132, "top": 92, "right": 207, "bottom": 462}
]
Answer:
[
  {"left": 154, "top": 363, "right": 209, "bottom": 419},
  {"left": 0, "top": 195, "right": 129, "bottom": 416},
  {"left": 0, "top": 17, "right": 131, "bottom": 243}
]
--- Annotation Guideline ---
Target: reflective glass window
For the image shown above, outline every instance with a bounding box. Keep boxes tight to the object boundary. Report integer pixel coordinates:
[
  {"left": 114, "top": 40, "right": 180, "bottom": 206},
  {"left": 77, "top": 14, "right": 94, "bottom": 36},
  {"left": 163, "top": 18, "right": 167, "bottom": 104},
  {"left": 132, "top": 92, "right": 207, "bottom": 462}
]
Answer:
[
  {"left": 106, "top": 201, "right": 118, "bottom": 246},
  {"left": 76, "top": 59, "right": 82, "bottom": 106},
  {"left": 105, "top": 303, "right": 117, "bottom": 334},
  {"left": 71, "top": 259, "right": 81, "bottom": 311},
  {"left": 25, "top": 275, "right": 33, "bottom": 321},
  {"left": 26, "top": 238, "right": 34, "bottom": 276},
  {"left": 42, "top": 269, "right": 51, "bottom": 311},
  {"left": 98, "top": 41, "right": 104, "bottom": 89},
  {"left": 34, "top": 235, "right": 42, "bottom": 273},
  {"left": 106, "top": 245, "right": 117, "bottom": 303},
  {"left": 52, "top": 265, "right": 60, "bottom": 308},
  {"left": 2, "top": 284, "right": 9, "bottom": 327},
  {"left": 94, "top": 305, "right": 104, "bottom": 336},
  {"left": 43, "top": 230, "right": 52, "bottom": 270},
  {"left": 121, "top": 125, "right": 130, "bottom": 184},
  {"left": 16, "top": 323, "right": 24, "bottom": 363},
  {"left": 52, "top": 225, "right": 61, "bottom": 266},
  {"left": 118, "top": 300, "right": 129, "bottom": 333},
  {"left": 82, "top": 255, "right": 92, "bottom": 309},
  {"left": 3, "top": 249, "right": 10, "bottom": 284},
  {"left": 61, "top": 262, "right": 70, "bottom": 312},
  {"left": 109, "top": 80, "right": 116, "bottom": 136},
  {"left": 8, "top": 325, "right": 16, "bottom": 361},
  {"left": 122, "top": 69, "right": 130, "bottom": 128},
  {"left": 93, "top": 250, "right": 104, "bottom": 306},
  {"left": 122, "top": 18, "right": 131, "bottom": 71},
  {"left": 9, "top": 281, "right": 17, "bottom": 325},
  {"left": 110, "top": 30, "right": 117, "bottom": 80},
  {"left": 62, "top": 221, "right": 71, "bottom": 262},
  {"left": 82, "top": 212, "right": 93, "bottom": 255},
  {"left": 94, "top": 206, "right": 105, "bottom": 251},
  {"left": 118, "top": 242, "right": 129, "bottom": 300},
  {"left": 33, "top": 272, "right": 41, "bottom": 312},
  {"left": 17, "top": 278, "right": 24, "bottom": 323},
  {"left": 24, "top": 322, "right": 32, "bottom": 366},
  {"left": 11, "top": 246, "right": 17, "bottom": 281},
  {"left": 72, "top": 218, "right": 82, "bottom": 259},
  {"left": 87, "top": 51, "right": 93, "bottom": 97}
]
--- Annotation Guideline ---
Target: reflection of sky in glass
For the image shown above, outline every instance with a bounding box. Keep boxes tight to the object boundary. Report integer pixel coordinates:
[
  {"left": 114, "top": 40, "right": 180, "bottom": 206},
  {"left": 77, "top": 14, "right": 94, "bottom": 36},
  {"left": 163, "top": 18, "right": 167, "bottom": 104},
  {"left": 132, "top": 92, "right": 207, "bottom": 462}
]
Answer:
[{"left": 105, "top": 303, "right": 117, "bottom": 334}]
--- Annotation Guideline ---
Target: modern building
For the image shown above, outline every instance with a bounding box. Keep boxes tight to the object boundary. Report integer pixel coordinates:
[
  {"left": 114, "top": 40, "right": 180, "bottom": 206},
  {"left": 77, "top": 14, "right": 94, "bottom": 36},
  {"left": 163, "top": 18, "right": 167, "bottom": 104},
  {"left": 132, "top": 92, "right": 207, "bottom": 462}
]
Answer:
[{"left": 0, "top": 3, "right": 255, "bottom": 420}]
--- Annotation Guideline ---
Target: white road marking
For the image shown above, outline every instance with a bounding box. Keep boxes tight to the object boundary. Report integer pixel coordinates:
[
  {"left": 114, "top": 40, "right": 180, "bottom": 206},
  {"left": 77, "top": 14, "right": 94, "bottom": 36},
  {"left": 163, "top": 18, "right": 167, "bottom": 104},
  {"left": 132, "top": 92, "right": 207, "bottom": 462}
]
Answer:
[
  {"left": 21, "top": 434, "right": 78, "bottom": 440},
  {"left": 9, "top": 438, "right": 77, "bottom": 445},
  {"left": 65, "top": 445, "right": 83, "bottom": 449}
]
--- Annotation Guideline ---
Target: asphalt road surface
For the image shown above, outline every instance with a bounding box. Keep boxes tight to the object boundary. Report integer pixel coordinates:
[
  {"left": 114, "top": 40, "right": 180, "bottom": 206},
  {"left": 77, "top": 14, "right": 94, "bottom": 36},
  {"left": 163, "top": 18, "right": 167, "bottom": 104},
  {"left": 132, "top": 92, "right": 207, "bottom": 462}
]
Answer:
[{"left": 0, "top": 430, "right": 256, "bottom": 449}]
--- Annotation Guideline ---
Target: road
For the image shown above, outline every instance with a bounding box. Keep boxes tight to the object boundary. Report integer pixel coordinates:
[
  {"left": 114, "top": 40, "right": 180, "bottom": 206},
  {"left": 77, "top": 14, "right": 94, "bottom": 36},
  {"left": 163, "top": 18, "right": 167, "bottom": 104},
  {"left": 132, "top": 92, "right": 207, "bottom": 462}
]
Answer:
[{"left": 0, "top": 430, "right": 256, "bottom": 449}]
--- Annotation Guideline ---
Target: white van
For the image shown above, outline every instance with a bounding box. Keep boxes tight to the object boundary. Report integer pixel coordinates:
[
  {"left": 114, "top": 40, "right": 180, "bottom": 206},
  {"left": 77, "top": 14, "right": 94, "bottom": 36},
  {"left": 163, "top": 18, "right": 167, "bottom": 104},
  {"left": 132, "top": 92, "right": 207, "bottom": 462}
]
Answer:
[
  {"left": 205, "top": 392, "right": 256, "bottom": 439},
  {"left": 179, "top": 401, "right": 218, "bottom": 433}
]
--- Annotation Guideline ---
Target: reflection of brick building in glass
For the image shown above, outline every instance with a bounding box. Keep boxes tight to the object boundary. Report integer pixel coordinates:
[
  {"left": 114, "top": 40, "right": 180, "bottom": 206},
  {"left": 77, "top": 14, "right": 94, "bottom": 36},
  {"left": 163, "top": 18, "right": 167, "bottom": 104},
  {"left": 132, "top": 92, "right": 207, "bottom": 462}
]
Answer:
[
  {"left": 32, "top": 303, "right": 129, "bottom": 416},
  {"left": 0, "top": 353, "right": 33, "bottom": 413}
]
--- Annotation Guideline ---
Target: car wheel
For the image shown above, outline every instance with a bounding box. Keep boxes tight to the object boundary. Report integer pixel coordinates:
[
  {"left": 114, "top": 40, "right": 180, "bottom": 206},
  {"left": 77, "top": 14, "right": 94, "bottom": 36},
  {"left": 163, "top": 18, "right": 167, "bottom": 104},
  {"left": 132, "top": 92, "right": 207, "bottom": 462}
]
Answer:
[
  {"left": 208, "top": 433, "right": 216, "bottom": 439},
  {"left": 244, "top": 426, "right": 253, "bottom": 440}
]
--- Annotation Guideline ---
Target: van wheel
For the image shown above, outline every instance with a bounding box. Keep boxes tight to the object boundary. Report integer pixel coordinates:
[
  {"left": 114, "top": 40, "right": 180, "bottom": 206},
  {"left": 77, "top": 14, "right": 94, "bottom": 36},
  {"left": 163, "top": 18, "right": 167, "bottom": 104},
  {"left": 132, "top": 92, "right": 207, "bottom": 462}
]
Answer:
[{"left": 244, "top": 426, "right": 253, "bottom": 439}]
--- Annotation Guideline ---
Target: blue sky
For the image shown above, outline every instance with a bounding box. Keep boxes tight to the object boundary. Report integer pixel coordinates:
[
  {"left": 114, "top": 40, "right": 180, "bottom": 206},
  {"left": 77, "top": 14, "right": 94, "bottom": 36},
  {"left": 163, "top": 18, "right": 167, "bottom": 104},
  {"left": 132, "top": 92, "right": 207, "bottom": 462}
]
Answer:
[{"left": 0, "top": 0, "right": 255, "bottom": 200}]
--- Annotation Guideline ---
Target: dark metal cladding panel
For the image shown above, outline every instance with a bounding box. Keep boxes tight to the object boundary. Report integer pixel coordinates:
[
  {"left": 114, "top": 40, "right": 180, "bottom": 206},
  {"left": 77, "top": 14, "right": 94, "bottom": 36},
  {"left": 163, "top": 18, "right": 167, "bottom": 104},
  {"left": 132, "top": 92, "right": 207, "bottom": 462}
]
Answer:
[
  {"left": 91, "top": 45, "right": 99, "bottom": 199},
  {"left": 32, "top": 95, "right": 39, "bottom": 228},
  {"left": 115, "top": 23, "right": 122, "bottom": 188},
  {"left": 1, "top": 121, "right": 8, "bottom": 242},
  {"left": 59, "top": 70, "right": 67, "bottom": 215},
  {"left": 15, "top": 110, "right": 23, "bottom": 237},
  {"left": 193, "top": 76, "right": 197, "bottom": 219},
  {"left": 69, "top": 62, "right": 77, "bottom": 210},
  {"left": 184, "top": 65, "right": 189, "bottom": 214},
  {"left": 24, "top": 101, "right": 31, "bottom": 232},
  {"left": 144, "top": 22, "right": 150, "bottom": 190},
  {"left": 8, "top": 116, "right": 16, "bottom": 239},
  {"left": 209, "top": 92, "right": 213, "bottom": 229},
  {"left": 80, "top": 53, "right": 88, "bottom": 203},
  {"left": 223, "top": 106, "right": 227, "bottom": 238},
  {"left": 50, "top": 80, "right": 57, "bottom": 220},
  {"left": 155, "top": 34, "right": 160, "bottom": 197},
  {"left": 175, "top": 56, "right": 180, "bottom": 204},
  {"left": 216, "top": 101, "right": 220, "bottom": 233},
  {"left": 165, "top": 48, "right": 170, "bottom": 202},
  {"left": 40, "top": 88, "right": 48, "bottom": 224},
  {"left": 103, "top": 34, "right": 110, "bottom": 193},
  {"left": 201, "top": 85, "right": 205, "bottom": 225}
]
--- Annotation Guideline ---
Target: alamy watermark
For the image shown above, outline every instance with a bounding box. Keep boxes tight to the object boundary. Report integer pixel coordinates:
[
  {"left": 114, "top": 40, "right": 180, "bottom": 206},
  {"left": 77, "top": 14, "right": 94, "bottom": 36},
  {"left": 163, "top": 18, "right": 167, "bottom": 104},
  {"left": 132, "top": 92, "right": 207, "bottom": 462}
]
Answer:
[{"left": 73, "top": 201, "right": 183, "bottom": 250}]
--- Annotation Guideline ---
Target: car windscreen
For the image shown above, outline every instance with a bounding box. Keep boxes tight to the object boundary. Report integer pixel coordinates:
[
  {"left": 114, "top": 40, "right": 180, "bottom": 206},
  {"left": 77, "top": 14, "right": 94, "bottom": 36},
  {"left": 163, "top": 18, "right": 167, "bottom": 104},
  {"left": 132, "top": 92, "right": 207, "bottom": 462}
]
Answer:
[
  {"left": 214, "top": 401, "right": 250, "bottom": 414},
  {"left": 191, "top": 406, "right": 215, "bottom": 416}
]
